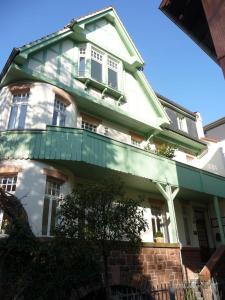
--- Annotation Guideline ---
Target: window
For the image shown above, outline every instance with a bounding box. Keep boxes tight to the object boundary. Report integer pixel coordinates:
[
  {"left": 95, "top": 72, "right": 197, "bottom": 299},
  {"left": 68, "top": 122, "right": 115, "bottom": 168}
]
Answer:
[
  {"left": 177, "top": 114, "right": 188, "bottom": 132},
  {"left": 52, "top": 97, "right": 66, "bottom": 126},
  {"left": 0, "top": 175, "right": 17, "bottom": 234},
  {"left": 8, "top": 93, "right": 29, "bottom": 129},
  {"left": 104, "top": 127, "right": 109, "bottom": 137},
  {"left": 0, "top": 175, "right": 17, "bottom": 192},
  {"left": 82, "top": 120, "right": 97, "bottom": 132},
  {"left": 131, "top": 139, "right": 141, "bottom": 147},
  {"left": 108, "top": 58, "right": 118, "bottom": 89},
  {"left": 91, "top": 48, "right": 103, "bottom": 82},
  {"left": 42, "top": 177, "right": 63, "bottom": 236},
  {"left": 78, "top": 47, "right": 86, "bottom": 76},
  {"left": 151, "top": 207, "right": 169, "bottom": 242}
]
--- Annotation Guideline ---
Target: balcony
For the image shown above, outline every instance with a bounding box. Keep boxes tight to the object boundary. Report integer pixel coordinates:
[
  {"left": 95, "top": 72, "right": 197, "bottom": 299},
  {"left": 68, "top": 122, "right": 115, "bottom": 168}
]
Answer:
[{"left": 0, "top": 126, "right": 225, "bottom": 198}]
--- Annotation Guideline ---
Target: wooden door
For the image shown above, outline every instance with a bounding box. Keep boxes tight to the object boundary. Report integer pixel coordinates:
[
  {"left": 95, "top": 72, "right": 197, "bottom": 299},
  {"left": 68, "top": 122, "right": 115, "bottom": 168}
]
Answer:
[{"left": 194, "top": 210, "right": 210, "bottom": 262}]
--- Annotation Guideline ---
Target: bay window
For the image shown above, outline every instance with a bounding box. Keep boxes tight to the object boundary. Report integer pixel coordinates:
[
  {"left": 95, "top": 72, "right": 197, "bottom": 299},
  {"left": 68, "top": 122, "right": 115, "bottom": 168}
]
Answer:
[
  {"left": 8, "top": 93, "right": 29, "bottom": 129},
  {"left": 78, "top": 47, "right": 86, "bottom": 76},
  {"left": 78, "top": 45, "right": 121, "bottom": 93},
  {"left": 91, "top": 48, "right": 103, "bottom": 82},
  {"left": 108, "top": 58, "right": 118, "bottom": 89}
]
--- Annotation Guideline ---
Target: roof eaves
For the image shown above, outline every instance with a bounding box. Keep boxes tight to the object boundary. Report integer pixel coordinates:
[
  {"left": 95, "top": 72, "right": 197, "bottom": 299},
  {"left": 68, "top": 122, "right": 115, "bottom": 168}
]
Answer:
[
  {"left": 204, "top": 117, "right": 225, "bottom": 131},
  {"left": 156, "top": 92, "right": 196, "bottom": 118},
  {"left": 0, "top": 48, "right": 20, "bottom": 83}
]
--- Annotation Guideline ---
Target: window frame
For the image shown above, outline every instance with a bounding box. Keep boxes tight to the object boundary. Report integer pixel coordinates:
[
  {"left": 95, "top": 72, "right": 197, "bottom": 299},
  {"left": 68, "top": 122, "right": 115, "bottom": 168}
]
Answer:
[
  {"left": 78, "top": 44, "right": 122, "bottom": 92},
  {"left": 52, "top": 95, "right": 67, "bottom": 127},
  {"left": 42, "top": 176, "right": 64, "bottom": 236},
  {"left": 177, "top": 114, "right": 188, "bottom": 133},
  {"left": 8, "top": 93, "right": 29, "bottom": 130}
]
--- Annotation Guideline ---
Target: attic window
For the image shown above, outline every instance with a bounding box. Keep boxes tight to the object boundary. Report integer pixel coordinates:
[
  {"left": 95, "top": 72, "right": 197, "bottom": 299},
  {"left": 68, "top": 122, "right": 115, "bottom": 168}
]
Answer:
[
  {"left": 79, "top": 46, "right": 86, "bottom": 77},
  {"left": 91, "top": 48, "right": 103, "bottom": 82},
  {"left": 108, "top": 58, "right": 118, "bottom": 89}
]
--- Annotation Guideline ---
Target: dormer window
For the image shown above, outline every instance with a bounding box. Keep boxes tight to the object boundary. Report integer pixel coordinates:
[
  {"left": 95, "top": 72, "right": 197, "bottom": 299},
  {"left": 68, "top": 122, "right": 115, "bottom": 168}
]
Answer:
[
  {"left": 177, "top": 114, "right": 188, "bottom": 132},
  {"left": 108, "top": 58, "right": 118, "bottom": 89},
  {"left": 91, "top": 48, "right": 103, "bottom": 82}
]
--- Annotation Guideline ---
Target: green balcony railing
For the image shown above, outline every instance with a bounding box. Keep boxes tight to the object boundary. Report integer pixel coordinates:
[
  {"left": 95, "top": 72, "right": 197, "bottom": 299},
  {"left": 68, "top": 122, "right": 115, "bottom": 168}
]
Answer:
[{"left": 1, "top": 125, "right": 225, "bottom": 198}]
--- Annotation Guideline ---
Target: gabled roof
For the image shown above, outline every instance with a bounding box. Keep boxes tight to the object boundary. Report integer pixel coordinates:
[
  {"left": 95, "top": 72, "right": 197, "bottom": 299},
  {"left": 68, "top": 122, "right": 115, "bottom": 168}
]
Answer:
[
  {"left": 0, "top": 6, "right": 144, "bottom": 83},
  {"left": 68, "top": 6, "right": 144, "bottom": 65},
  {"left": 204, "top": 117, "right": 225, "bottom": 132}
]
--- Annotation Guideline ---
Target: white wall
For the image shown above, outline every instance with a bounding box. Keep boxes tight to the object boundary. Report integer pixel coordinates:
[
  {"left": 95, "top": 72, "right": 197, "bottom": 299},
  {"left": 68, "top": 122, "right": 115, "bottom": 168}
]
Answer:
[
  {"left": 0, "top": 159, "right": 73, "bottom": 236},
  {"left": 0, "top": 82, "right": 78, "bottom": 130}
]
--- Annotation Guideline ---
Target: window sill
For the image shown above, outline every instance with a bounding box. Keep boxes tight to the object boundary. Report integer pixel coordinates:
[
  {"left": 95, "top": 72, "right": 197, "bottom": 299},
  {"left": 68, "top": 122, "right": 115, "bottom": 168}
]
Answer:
[{"left": 76, "top": 75, "right": 125, "bottom": 102}]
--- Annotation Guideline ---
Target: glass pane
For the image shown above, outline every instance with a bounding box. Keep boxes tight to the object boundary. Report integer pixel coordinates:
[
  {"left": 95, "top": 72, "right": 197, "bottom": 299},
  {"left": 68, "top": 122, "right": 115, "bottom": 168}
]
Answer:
[
  {"left": 52, "top": 111, "right": 58, "bottom": 126},
  {"left": 91, "top": 59, "right": 102, "bottom": 82},
  {"left": 108, "top": 68, "right": 118, "bottom": 89},
  {"left": 79, "top": 57, "right": 85, "bottom": 76},
  {"left": 8, "top": 106, "right": 18, "bottom": 129},
  {"left": 18, "top": 104, "right": 27, "bottom": 129},
  {"left": 59, "top": 113, "right": 66, "bottom": 126}
]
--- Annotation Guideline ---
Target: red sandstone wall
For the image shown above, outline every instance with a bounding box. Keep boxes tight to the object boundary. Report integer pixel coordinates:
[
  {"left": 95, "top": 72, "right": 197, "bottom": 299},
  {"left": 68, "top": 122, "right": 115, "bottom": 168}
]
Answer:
[{"left": 108, "top": 244, "right": 183, "bottom": 289}]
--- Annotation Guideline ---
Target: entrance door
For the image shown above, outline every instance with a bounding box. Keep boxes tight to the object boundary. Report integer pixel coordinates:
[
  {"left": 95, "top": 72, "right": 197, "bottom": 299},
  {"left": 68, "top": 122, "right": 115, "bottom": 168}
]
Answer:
[{"left": 194, "top": 210, "right": 210, "bottom": 262}]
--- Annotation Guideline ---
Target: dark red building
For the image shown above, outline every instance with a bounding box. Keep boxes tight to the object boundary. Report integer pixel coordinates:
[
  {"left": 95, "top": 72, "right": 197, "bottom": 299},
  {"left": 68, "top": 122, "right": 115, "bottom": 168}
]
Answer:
[{"left": 160, "top": 0, "right": 225, "bottom": 78}]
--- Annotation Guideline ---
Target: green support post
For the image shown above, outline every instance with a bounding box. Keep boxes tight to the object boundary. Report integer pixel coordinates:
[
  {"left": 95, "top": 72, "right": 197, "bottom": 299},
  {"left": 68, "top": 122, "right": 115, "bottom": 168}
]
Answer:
[
  {"left": 155, "top": 182, "right": 179, "bottom": 243},
  {"left": 213, "top": 196, "right": 225, "bottom": 244}
]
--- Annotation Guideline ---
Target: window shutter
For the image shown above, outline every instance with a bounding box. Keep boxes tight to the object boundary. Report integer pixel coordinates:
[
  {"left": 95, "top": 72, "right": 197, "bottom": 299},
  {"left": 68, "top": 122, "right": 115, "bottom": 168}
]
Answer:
[{"left": 42, "top": 197, "right": 50, "bottom": 235}]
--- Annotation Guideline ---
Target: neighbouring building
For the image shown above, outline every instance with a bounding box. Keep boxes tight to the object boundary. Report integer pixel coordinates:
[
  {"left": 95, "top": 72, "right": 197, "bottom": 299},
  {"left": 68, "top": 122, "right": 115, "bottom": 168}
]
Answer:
[
  {"left": 0, "top": 7, "right": 225, "bottom": 296},
  {"left": 159, "top": 0, "right": 225, "bottom": 78}
]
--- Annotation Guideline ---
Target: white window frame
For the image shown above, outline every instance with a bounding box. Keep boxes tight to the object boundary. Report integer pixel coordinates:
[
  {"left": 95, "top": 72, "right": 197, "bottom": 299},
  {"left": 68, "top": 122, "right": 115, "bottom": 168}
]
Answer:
[
  {"left": 177, "top": 114, "right": 188, "bottom": 132},
  {"left": 52, "top": 96, "right": 66, "bottom": 127},
  {"left": 79, "top": 44, "right": 122, "bottom": 91},
  {"left": 151, "top": 207, "right": 169, "bottom": 242},
  {"left": 78, "top": 46, "right": 86, "bottom": 77},
  {"left": 43, "top": 177, "right": 64, "bottom": 236},
  {"left": 0, "top": 174, "right": 17, "bottom": 234},
  {"left": 81, "top": 120, "right": 97, "bottom": 132},
  {"left": 8, "top": 93, "right": 29, "bottom": 130},
  {"left": 131, "top": 138, "right": 141, "bottom": 148}
]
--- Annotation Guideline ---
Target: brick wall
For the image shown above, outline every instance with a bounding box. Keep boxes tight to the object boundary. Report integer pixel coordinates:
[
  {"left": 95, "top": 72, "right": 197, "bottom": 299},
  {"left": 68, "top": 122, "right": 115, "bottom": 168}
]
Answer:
[{"left": 108, "top": 243, "right": 183, "bottom": 289}]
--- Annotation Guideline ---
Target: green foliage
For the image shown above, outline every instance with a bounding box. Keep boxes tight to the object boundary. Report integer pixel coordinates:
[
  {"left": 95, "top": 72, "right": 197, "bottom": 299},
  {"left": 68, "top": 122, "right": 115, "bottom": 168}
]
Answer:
[
  {"left": 155, "top": 143, "right": 176, "bottom": 159},
  {"left": 57, "top": 178, "right": 148, "bottom": 252},
  {"left": 154, "top": 231, "right": 163, "bottom": 238},
  {"left": 0, "top": 221, "right": 101, "bottom": 300}
]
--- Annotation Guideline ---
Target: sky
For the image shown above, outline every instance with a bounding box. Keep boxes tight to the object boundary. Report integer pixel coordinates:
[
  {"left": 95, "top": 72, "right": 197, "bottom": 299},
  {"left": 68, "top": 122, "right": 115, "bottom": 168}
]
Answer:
[{"left": 1, "top": 0, "right": 224, "bottom": 125}]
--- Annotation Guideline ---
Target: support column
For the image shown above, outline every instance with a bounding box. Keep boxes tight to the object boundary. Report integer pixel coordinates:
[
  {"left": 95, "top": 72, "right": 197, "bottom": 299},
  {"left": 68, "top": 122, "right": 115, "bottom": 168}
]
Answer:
[
  {"left": 155, "top": 182, "right": 179, "bottom": 243},
  {"left": 213, "top": 196, "right": 225, "bottom": 244}
]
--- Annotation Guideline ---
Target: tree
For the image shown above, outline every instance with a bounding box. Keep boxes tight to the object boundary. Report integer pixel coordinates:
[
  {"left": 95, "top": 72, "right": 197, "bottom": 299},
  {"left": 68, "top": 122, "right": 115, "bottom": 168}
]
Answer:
[{"left": 57, "top": 178, "right": 148, "bottom": 300}]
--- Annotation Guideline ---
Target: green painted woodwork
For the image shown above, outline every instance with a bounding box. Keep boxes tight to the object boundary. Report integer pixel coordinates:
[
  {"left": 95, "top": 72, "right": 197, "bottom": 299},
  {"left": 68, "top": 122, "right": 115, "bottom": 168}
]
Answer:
[
  {"left": 1, "top": 126, "right": 225, "bottom": 198},
  {"left": 155, "top": 183, "right": 179, "bottom": 243},
  {"left": 213, "top": 196, "right": 225, "bottom": 244}
]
